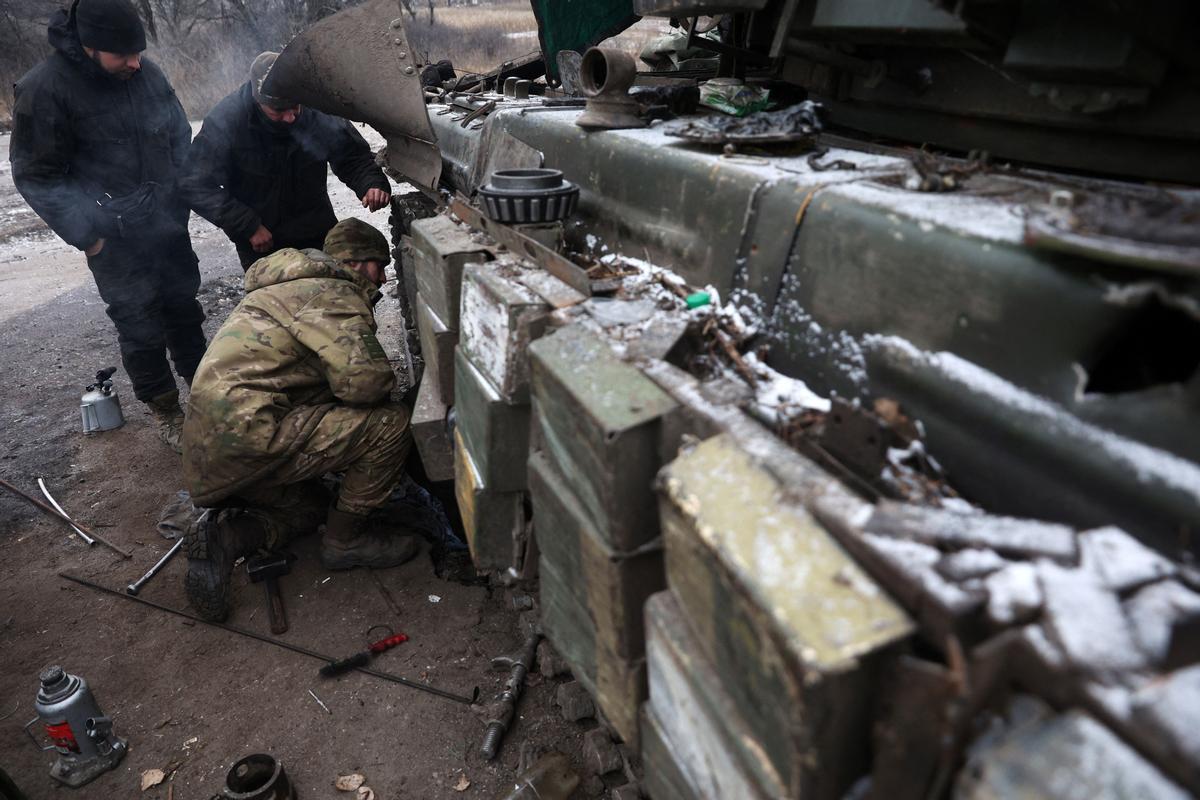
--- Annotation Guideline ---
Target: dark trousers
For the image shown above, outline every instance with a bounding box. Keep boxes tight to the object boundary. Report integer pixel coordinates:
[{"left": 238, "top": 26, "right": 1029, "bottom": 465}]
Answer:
[{"left": 87, "top": 233, "right": 207, "bottom": 402}]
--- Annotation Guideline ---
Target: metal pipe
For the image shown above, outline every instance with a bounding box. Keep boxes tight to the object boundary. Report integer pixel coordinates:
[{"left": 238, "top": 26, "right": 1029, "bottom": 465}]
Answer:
[
  {"left": 126, "top": 539, "right": 185, "bottom": 596},
  {"left": 38, "top": 478, "right": 95, "bottom": 545},
  {"left": 0, "top": 478, "right": 132, "bottom": 559},
  {"left": 59, "top": 573, "right": 480, "bottom": 706}
]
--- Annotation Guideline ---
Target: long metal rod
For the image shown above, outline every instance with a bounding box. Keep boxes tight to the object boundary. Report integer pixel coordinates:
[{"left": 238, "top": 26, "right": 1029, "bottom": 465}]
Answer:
[
  {"left": 0, "top": 478, "right": 132, "bottom": 559},
  {"left": 126, "top": 538, "right": 185, "bottom": 596},
  {"left": 37, "top": 478, "right": 95, "bottom": 545},
  {"left": 59, "top": 573, "right": 480, "bottom": 706}
]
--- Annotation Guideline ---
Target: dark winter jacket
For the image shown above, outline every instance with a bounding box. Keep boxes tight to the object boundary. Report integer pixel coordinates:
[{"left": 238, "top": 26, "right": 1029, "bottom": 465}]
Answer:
[
  {"left": 9, "top": 7, "right": 192, "bottom": 251},
  {"left": 179, "top": 83, "right": 389, "bottom": 251}
]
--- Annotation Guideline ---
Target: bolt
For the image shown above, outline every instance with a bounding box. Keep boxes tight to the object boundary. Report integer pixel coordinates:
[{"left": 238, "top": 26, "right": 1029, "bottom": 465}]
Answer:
[
  {"left": 390, "top": 18, "right": 402, "bottom": 28},
  {"left": 404, "top": 66, "right": 415, "bottom": 76},
  {"left": 393, "top": 37, "right": 403, "bottom": 46},
  {"left": 398, "top": 51, "right": 407, "bottom": 60},
  {"left": 480, "top": 722, "right": 504, "bottom": 760}
]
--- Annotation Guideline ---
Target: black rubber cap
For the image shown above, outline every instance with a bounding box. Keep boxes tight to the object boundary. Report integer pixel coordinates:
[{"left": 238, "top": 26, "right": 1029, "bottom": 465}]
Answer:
[{"left": 39, "top": 665, "right": 65, "bottom": 686}]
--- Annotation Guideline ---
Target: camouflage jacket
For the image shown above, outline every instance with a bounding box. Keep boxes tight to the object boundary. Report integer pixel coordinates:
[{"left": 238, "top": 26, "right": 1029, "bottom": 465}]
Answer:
[{"left": 182, "top": 248, "right": 394, "bottom": 505}]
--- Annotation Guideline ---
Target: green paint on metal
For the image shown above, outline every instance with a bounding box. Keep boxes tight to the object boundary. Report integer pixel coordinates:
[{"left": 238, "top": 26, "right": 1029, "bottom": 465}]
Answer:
[{"left": 530, "top": 0, "right": 637, "bottom": 80}]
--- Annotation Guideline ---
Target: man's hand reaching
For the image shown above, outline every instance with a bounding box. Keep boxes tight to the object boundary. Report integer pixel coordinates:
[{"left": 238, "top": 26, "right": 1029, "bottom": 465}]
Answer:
[
  {"left": 361, "top": 188, "right": 390, "bottom": 212},
  {"left": 250, "top": 224, "right": 274, "bottom": 253}
]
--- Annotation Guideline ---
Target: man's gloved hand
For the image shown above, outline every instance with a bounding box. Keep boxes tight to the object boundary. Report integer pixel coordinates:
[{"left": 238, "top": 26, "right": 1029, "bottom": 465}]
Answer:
[
  {"left": 361, "top": 188, "right": 390, "bottom": 212},
  {"left": 250, "top": 224, "right": 274, "bottom": 253}
]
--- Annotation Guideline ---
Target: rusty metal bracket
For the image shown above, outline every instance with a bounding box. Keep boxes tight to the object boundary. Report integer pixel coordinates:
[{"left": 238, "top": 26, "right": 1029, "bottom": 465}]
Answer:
[
  {"left": 460, "top": 99, "right": 497, "bottom": 128},
  {"left": 450, "top": 194, "right": 592, "bottom": 298}
]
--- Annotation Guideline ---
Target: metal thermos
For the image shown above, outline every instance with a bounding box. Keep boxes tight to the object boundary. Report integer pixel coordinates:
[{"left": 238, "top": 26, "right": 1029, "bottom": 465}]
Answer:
[
  {"left": 24, "top": 665, "right": 127, "bottom": 787},
  {"left": 80, "top": 367, "right": 124, "bottom": 433}
]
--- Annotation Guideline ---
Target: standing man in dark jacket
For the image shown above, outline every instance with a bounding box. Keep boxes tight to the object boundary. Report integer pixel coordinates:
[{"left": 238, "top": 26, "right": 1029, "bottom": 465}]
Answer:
[
  {"left": 10, "top": 0, "right": 205, "bottom": 453},
  {"left": 180, "top": 52, "right": 392, "bottom": 270}
]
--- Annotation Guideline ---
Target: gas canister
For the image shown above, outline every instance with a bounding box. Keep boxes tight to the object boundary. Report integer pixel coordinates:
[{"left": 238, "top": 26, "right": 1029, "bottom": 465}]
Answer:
[{"left": 80, "top": 367, "right": 125, "bottom": 434}]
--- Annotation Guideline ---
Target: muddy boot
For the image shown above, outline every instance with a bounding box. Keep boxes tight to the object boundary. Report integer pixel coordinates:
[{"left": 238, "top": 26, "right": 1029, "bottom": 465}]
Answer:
[
  {"left": 147, "top": 390, "right": 185, "bottom": 454},
  {"left": 183, "top": 511, "right": 267, "bottom": 622},
  {"left": 320, "top": 506, "right": 419, "bottom": 570}
]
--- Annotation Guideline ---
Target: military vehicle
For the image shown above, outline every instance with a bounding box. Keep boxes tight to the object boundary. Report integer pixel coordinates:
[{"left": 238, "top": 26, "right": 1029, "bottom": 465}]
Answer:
[{"left": 266, "top": 2, "right": 1200, "bottom": 797}]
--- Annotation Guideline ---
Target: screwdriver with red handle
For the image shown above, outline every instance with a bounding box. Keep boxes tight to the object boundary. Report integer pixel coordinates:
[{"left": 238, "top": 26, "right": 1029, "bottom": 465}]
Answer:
[{"left": 319, "top": 632, "right": 408, "bottom": 677}]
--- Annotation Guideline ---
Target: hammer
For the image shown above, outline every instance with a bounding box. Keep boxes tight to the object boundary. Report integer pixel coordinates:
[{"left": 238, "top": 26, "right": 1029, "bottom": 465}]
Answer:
[{"left": 246, "top": 553, "right": 293, "bottom": 634}]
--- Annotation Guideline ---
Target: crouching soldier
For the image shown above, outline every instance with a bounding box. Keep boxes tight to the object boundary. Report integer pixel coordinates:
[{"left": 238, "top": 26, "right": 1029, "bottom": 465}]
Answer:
[{"left": 180, "top": 219, "right": 415, "bottom": 621}]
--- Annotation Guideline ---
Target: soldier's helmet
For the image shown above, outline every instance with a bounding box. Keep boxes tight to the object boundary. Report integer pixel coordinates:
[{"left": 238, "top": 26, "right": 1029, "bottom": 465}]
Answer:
[{"left": 324, "top": 219, "right": 391, "bottom": 266}]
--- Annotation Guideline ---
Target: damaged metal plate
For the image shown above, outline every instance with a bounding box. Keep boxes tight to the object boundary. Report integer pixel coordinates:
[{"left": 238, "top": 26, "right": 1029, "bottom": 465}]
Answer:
[
  {"left": 1025, "top": 191, "right": 1200, "bottom": 278},
  {"left": 664, "top": 102, "right": 822, "bottom": 146},
  {"left": 265, "top": 0, "right": 441, "bottom": 191}
]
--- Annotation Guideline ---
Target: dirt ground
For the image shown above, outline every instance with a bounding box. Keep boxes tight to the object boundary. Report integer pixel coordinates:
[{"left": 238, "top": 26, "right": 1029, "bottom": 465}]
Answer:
[{"left": 0, "top": 129, "right": 591, "bottom": 799}]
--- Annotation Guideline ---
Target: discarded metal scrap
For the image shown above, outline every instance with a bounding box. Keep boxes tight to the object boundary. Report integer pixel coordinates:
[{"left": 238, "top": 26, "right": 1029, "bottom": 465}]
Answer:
[
  {"left": 59, "top": 573, "right": 479, "bottom": 706},
  {"left": 480, "top": 632, "right": 540, "bottom": 760},
  {"left": 125, "top": 538, "right": 184, "bottom": 596},
  {"left": 38, "top": 478, "right": 94, "bottom": 545},
  {"left": 0, "top": 478, "right": 132, "bottom": 559}
]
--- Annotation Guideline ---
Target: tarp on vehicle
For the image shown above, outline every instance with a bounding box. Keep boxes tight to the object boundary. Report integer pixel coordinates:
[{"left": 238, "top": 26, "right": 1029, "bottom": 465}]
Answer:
[{"left": 531, "top": 0, "right": 638, "bottom": 80}]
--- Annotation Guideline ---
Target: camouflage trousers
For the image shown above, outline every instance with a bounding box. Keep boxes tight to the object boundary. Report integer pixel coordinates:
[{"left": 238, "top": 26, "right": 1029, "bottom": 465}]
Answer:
[{"left": 236, "top": 402, "right": 412, "bottom": 547}]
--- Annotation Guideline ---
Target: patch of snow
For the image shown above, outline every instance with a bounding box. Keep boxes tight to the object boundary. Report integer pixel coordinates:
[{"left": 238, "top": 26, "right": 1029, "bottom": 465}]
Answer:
[
  {"left": 743, "top": 350, "right": 831, "bottom": 418},
  {"left": 1123, "top": 580, "right": 1200, "bottom": 665},
  {"left": 1131, "top": 665, "right": 1200, "bottom": 768},
  {"left": 937, "top": 548, "right": 1007, "bottom": 582},
  {"left": 825, "top": 181, "right": 1026, "bottom": 243},
  {"left": 985, "top": 562, "right": 1043, "bottom": 627},
  {"left": 1100, "top": 280, "right": 1200, "bottom": 320},
  {"left": 1079, "top": 526, "right": 1175, "bottom": 593},
  {"left": 1037, "top": 561, "right": 1147, "bottom": 681},
  {"left": 867, "top": 501, "right": 1077, "bottom": 562}
]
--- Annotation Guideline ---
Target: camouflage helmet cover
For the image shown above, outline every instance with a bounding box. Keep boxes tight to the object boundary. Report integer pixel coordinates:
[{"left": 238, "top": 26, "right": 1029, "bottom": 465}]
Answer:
[{"left": 324, "top": 218, "right": 391, "bottom": 265}]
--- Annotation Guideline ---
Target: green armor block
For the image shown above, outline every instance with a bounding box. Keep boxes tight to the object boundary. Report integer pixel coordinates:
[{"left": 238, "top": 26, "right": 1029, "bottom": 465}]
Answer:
[
  {"left": 415, "top": 295, "right": 457, "bottom": 405},
  {"left": 529, "top": 450, "right": 664, "bottom": 660},
  {"left": 411, "top": 368, "right": 454, "bottom": 482},
  {"left": 529, "top": 325, "right": 678, "bottom": 551},
  {"left": 454, "top": 347, "right": 531, "bottom": 492},
  {"left": 640, "top": 706, "right": 699, "bottom": 800},
  {"left": 454, "top": 428, "right": 523, "bottom": 571},
  {"left": 658, "top": 433, "right": 914, "bottom": 799},
  {"left": 645, "top": 591, "right": 784, "bottom": 799},
  {"left": 539, "top": 553, "right": 647, "bottom": 745},
  {"left": 459, "top": 262, "right": 549, "bottom": 405},
  {"left": 410, "top": 215, "right": 488, "bottom": 329}
]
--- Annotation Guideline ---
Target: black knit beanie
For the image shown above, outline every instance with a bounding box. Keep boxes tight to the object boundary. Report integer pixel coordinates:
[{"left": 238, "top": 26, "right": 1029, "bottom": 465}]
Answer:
[{"left": 75, "top": 0, "right": 147, "bottom": 54}]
